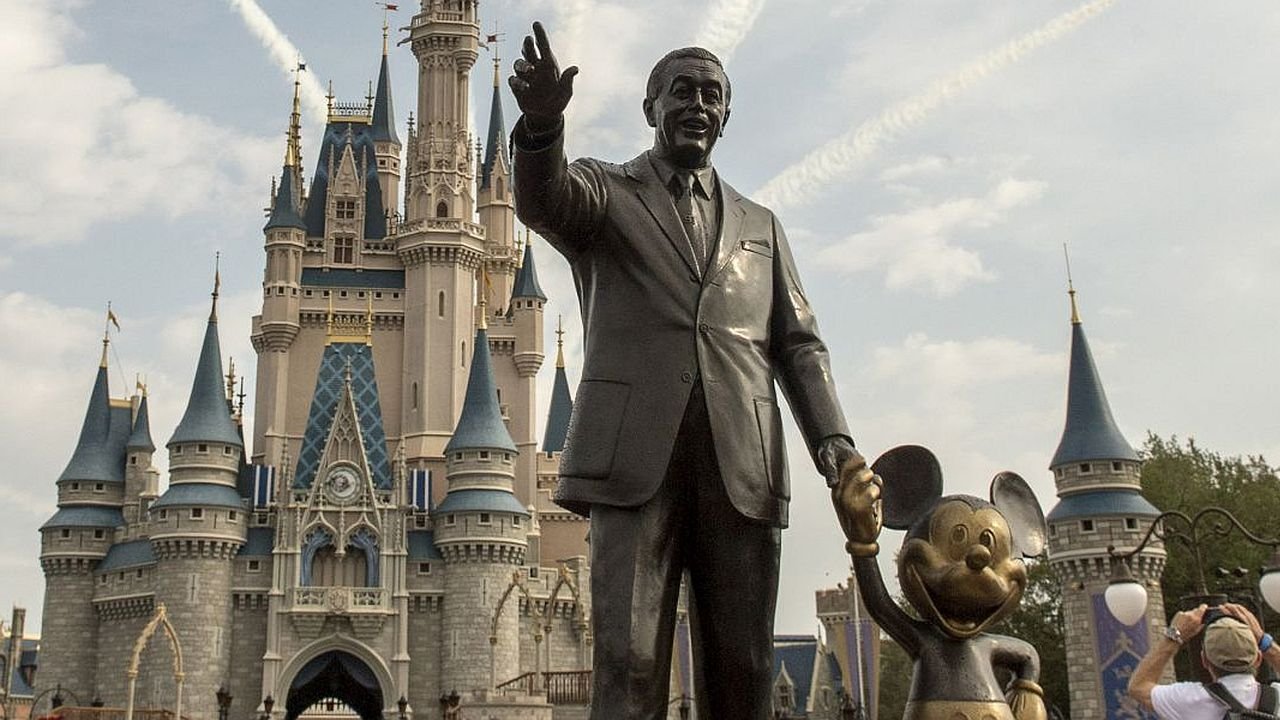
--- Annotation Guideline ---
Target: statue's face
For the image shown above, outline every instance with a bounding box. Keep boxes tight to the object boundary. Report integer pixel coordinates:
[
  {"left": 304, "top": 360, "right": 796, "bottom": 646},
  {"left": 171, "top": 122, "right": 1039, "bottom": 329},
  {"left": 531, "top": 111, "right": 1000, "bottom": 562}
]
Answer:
[{"left": 644, "top": 57, "right": 730, "bottom": 169}]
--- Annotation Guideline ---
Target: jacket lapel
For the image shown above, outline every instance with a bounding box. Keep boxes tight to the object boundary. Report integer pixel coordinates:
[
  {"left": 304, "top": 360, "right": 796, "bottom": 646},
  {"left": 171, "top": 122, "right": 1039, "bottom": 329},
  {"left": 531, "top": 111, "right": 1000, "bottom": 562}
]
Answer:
[
  {"left": 707, "top": 177, "right": 747, "bottom": 284},
  {"left": 625, "top": 152, "right": 700, "bottom": 278}
]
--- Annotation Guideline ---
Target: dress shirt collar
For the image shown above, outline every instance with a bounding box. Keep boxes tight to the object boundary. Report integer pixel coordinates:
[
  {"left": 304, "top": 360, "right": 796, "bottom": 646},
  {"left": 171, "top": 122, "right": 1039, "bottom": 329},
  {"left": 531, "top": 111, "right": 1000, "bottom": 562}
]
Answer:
[{"left": 649, "top": 151, "right": 716, "bottom": 201}]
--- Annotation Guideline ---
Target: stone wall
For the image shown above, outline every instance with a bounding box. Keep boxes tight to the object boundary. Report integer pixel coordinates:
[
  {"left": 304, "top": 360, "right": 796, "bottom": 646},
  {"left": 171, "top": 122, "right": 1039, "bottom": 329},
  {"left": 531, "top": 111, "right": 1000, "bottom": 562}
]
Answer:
[
  {"left": 441, "top": 563, "right": 521, "bottom": 693},
  {"left": 406, "top": 594, "right": 442, "bottom": 715},
  {"left": 153, "top": 554, "right": 235, "bottom": 720},
  {"left": 228, "top": 595, "right": 269, "bottom": 720},
  {"left": 37, "top": 564, "right": 98, "bottom": 709}
]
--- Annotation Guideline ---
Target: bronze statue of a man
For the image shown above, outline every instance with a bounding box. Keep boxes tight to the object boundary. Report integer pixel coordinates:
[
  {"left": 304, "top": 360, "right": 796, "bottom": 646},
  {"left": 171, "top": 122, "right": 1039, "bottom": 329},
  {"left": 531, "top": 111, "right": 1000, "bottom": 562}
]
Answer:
[{"left": 510, "top": 22, "right": 865, "bottom": 718}]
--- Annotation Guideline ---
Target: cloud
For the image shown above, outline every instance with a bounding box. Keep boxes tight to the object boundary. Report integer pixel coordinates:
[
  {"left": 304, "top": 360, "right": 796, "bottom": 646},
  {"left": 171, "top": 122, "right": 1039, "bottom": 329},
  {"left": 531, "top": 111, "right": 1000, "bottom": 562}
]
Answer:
[
  {"left": 753, "top": 0, "right": 1116, "bottom": 211},
  {"left": 0, "top": 4, "right": 276, "bottom": 246},
  {"left": 225, "top": 0, "right": 330, "bottom": 129},
  {"left": 694, "top": 0, "right": 768, "bottom": 64},
  {"left": 816, "top": 177, "right": 1045, "bottom": 295}
]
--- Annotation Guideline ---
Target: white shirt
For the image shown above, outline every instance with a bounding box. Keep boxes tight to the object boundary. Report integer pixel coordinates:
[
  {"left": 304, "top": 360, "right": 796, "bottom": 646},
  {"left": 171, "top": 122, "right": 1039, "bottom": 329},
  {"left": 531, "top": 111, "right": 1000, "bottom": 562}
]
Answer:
[{"left": 1151, "top": 673, "right": 1280, "bottom": 720}]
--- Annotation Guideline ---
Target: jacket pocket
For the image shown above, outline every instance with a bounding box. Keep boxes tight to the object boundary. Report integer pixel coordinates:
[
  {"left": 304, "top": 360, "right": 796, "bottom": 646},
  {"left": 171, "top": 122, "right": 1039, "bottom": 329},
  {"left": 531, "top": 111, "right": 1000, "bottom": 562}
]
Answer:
[
  {"left": 741, "top": 238, "right": 774, "bottom": 257},
  {"left": 561, "top": 379, "right": 631, "bottom": 479},
  {"left": 754, "top": 397, "right": 789, "bottom": 499}
]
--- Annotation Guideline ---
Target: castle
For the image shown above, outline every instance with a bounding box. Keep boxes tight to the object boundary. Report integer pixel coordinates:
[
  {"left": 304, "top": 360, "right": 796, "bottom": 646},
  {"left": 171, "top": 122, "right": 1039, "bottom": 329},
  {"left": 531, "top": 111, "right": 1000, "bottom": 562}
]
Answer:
[{"left": 35, "top": 3, "right": 611, "bottom": 718}]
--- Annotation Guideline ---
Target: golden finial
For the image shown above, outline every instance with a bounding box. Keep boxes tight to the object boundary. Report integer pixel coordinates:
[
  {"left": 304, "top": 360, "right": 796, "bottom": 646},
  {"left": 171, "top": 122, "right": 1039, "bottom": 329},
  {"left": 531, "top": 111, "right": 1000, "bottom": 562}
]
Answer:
[
  {"left": 226, "top": 357, "right": 237, "bottom": 402},
  {"left": 477, "top": 268, "right": 490, "bottom": 331},
  {"left": 1063, "top": 243, "right": 1080, "bottom": 325},
  {"left": 326, "top": 294, "right": 335, "bottom": 343},
  {"left": 365, "top": 293, "right": 374, "bottom": 345},
  {"left": 211, "top": 253, "right": 222, "bottom": 321},
  {"left": 555, "top": 315, "right": 565, "bottom": 369},
  {"left": 286, "top": 62, "right": 304, "bottom": 168},
  {"left": 137, "top": 374, "right": 148, "bottom": 398},
  {"left": 100, "top": 302, "right": 114, "bottom": 368}
]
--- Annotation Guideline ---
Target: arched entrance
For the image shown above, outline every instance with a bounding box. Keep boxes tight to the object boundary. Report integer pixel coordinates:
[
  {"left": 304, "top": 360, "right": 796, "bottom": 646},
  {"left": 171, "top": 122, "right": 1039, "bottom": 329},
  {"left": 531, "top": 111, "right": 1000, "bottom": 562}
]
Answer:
[{"left": 285, "top": 651, "right": 384, "bottom": 720}]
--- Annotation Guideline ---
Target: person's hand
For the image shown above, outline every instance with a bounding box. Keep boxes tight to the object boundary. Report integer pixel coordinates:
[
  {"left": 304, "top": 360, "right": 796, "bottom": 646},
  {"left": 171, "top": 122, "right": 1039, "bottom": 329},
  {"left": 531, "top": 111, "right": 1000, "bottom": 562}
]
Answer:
[
  {"left": 508, "top": 22, "right": 578, "bottom": 129},
  {"left": 1223, "top": 602, "right": 1265, "bottom": 642},
  {"left": 831, "top": 459, "right": 882, "bottom": 558},
  {"left": 1171, "top": 604, "right": 1209, "bottom": 642},
  {"left": 816, "top": 436, "right": 860, "bottom": 488}
]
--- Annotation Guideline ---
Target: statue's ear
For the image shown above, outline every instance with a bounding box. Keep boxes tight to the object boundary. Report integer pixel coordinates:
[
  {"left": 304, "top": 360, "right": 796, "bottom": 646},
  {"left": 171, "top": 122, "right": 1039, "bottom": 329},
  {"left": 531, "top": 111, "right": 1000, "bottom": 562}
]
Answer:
[
  {"left": 871, "top": 445, "right": 943, "bottom": 530},
  {"left": 642, "top": 98, "right": 657, "bottom": 128},
  {"left": 990, "top": 472, "right": 1047, "bottom": 558}
]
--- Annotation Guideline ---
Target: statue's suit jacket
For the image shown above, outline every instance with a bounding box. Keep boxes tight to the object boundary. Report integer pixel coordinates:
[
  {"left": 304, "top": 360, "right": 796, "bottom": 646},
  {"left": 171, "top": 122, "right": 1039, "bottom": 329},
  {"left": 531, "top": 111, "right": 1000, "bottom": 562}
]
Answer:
[{"left": 513, "top": 119, "right": 850, "bottom": 528}]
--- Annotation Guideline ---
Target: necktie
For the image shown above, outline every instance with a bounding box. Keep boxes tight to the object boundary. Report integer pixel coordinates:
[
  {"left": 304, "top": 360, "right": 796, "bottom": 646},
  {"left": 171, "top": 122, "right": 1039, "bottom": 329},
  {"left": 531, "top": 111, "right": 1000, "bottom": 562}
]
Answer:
[{"left": 675, "top": 173, "right": 707, "bottom": 276}]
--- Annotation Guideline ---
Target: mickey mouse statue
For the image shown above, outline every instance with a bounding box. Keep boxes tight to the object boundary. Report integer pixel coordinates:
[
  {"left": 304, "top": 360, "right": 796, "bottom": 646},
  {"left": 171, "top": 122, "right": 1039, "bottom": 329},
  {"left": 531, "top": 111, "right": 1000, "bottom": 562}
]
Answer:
[{"left": 833, "top": 445, "right": 1050, "bottom": 720}]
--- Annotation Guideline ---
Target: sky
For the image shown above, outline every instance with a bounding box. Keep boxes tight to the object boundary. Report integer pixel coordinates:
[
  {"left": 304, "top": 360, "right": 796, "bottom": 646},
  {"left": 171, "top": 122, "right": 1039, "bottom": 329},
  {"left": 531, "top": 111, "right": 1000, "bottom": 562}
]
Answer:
[{"left": 1, "top": 0, "right": 1278, "bottom": 641}]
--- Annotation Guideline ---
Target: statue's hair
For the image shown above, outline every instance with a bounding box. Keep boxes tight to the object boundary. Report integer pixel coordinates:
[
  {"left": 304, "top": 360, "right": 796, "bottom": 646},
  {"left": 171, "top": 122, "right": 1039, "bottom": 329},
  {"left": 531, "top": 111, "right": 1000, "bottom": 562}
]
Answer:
[{"left": 645, "top": 47, "right": 731, "bottom": 104}]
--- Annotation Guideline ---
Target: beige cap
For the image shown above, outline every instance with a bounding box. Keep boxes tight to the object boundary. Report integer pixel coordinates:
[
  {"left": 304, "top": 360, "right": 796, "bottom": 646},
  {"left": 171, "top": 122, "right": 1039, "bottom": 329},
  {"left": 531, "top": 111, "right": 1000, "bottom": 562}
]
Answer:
[{"left": 1203, "top": 617, "right": 1259, "bottom": 673}]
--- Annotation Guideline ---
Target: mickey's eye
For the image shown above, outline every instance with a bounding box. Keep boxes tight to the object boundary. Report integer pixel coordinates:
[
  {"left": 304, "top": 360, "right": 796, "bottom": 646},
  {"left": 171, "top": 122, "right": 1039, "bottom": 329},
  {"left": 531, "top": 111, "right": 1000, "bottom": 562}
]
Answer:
[
  {"left": 979, "top": 529, "right": 996, "bottom": 548},
  {"left": 950, "top": 525, "right": 968, "bottom": 545}
]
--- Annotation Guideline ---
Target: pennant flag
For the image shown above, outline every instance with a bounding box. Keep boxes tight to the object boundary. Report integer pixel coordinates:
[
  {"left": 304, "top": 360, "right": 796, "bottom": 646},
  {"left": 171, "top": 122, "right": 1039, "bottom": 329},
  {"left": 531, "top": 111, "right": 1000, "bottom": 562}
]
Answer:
[
  {"left": 385, "top": 3, "right": 399, "bottom": 10},
  {"left": 486, "top": 34, "right": 499, "bottom": 44},
  {"left": 410, "top": 469, "right": 431, "bottom": 511},
  {"left": 253, "top": 464, "right": 276, "bottom": 508},
  {"left": 107, "top": 307, "right": 121, "bottom": 331}
]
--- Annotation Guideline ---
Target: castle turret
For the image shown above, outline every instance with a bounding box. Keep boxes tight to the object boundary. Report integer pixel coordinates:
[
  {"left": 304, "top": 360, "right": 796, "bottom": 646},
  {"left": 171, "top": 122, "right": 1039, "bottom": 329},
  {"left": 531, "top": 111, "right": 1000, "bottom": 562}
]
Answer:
[
  {"left": 435, "top": 314, "right": 528, "bottom": 693},
  {"left": 371, "top": 23, "right": 402, "bottom": 219},
  {"left": 150, "top": 276, "right": 248, "bottom": 720},
  {"left": 477, "top": 53, "right": 516, "bottom": 309},
  {"left": 541, "top": 320, "right": 573, "bottom": 456},
  {"left": 39, "top": 330, "right": 129, "bottom": 706},
  {"left": 252, "top": 77, "right": 307, "bottom": 467},
  {"left": 1046, "top": 283, "right": 1165, "bottom": 720},
  {"left": 122, "top": 390, "right": 160, "bottom": 536},
  {"left": 506, "top": 238, "right": 546, "bottom": 507}
]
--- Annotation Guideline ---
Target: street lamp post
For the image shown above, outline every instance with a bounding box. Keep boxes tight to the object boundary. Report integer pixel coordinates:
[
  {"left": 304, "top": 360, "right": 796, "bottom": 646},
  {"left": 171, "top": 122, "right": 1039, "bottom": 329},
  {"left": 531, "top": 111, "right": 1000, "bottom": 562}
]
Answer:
[
  {"left": 397, "top": 694, "right": 409, "bottom": 720},
  {"left": 215, "top": 685, "right": 232, "bottom": 720},
  {"left": 259, "top": 695, "right": 275, "bottom": 720},
  {"left": 438, "top": 690, "right": 460, "bottom": 720},
  {"left": 1105, "top": 506, "right": 1280, "bottom": 679}
]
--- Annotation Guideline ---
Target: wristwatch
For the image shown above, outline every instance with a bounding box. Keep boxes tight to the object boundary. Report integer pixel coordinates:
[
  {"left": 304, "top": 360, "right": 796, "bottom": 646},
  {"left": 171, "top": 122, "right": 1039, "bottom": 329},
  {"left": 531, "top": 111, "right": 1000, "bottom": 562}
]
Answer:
[
  {"left": 1260, "top": 633, "right": 1274, "bottom": 653},
  {"left": 1164, "top": 625, "right": 1184, "bottom": 645}
]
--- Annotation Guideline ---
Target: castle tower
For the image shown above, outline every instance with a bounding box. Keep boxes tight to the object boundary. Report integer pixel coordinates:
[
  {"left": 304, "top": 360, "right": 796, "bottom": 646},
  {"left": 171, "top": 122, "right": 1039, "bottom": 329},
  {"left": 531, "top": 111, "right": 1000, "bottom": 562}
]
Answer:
[
  {"left": 251, "top": 77, "right": 308, "bottom": 467},
  {"left": 398, "top": 0, "right": 486, "bottom": 475},
  {"left": 434, "top": 316, "right": 529, "bottom": 693},
  {"left": 535, "top": 319, "right": 587, "bottom": 565},
  {"left": 1045, "top": 284, "right": 1165, "bottom": 720},
  {"left": 122, "top": 390, "right": 160, "bottom": 539},
  {"left": 371, "top": 20, "right": 403, "bottom": 219},
  {"left": 38, "top": 331, "right": 129, "bottom": 705},
  {"left": 150, "top": 277, "right": 248, "bottom": 720},
  {"left": 505, "top": 239, "right": 546, "bottom": 508},
  {"left": 477, "top": 51, "right": 517, "bottom": 310},
  {"left": 815, "top": 575, "right": 880, "bottom": 718}
]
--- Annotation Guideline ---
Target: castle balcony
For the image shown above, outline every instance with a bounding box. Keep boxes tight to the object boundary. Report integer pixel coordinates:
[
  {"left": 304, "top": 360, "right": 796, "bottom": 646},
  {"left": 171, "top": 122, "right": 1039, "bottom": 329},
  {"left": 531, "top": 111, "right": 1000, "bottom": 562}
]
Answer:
[{"left": 288, "top": 587, "right": 390, "bottom": 639}]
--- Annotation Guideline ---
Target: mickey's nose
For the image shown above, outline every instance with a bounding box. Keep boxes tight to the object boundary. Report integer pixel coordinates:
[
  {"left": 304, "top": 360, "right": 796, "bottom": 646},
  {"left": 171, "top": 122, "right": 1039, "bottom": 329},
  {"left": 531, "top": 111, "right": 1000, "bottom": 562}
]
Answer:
[{"left": 966, "top": 545, "right": 992, "bottom": 571}]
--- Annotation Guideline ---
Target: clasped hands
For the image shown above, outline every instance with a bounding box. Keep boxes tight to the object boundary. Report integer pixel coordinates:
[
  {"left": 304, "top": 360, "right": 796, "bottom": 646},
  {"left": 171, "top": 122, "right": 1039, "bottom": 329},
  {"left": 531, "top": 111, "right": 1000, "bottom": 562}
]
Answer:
[{"left": 823, "top": 438, "right": 883, "bottom": 558}]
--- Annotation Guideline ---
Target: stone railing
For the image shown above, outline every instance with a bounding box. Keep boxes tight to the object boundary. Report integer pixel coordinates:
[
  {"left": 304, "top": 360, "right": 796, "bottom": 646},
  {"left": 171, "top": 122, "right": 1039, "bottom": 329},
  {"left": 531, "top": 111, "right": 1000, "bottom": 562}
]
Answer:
[{"left": 291, "top": 586, "right": 389, "bottom": 612}]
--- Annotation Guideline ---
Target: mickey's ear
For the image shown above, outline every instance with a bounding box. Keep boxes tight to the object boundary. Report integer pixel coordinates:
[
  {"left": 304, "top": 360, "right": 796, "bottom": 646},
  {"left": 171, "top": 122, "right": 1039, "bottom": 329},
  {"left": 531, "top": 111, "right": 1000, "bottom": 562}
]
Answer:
[
  {"left": 871, "top": 445, "right": 943, "bottom": 530},
  {"left": 990, "top": 472, "right": 1047, "bottom": 557}
]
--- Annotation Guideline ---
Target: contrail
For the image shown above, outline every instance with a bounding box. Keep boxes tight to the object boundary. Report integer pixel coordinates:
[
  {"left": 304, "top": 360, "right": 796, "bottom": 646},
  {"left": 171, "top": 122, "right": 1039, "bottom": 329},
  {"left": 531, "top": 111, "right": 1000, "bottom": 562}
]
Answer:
[
  {"left": 227, "top": 0, "right": 329, "bottom": 129},
  {"left": 695, "top": 0, "right": 768, "bottom": 64},
  {"left": 754, "top": 0, "right": 1117, "bottom": 211}
]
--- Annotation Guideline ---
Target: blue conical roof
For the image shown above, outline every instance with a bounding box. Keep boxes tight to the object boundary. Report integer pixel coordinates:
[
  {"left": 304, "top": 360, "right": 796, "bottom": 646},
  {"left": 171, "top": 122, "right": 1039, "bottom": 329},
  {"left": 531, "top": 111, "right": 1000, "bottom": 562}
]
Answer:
[
  {"left": 542, "top": 365, "right": 573, "bottom": 453},
  {"left": 479, "top": 81, "right": 507, "bottom": 190},
  {"left": 126, "top": 395, "right": 155, "bottom": 452},
  {"left": 58, "top": 363, "right": 124, "bottom": 483},
  {"left": 512, "top": 240, "right": 547, "bottom": 301},
  {"left": 1050, "top": 320, "right": 1138, "bottom": 467},
  {"left": 371, "top": 54, "right": 399, "bottom": 145},
  {"left": 265, "top": 165, "right": 306, "bottom": 231},
  {"left": 168, "top": 310, "right": 242, "bottom": 447},
  {"left": 445, "top": 328, "right": 517, "bottom": 453}
]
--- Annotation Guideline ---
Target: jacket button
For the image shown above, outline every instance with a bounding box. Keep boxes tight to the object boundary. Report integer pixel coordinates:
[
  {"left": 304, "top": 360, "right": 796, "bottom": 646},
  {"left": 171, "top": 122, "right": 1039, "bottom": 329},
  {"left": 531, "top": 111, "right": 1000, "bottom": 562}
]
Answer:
[
  {"left": 698, "top": 322, "right": 710, "bottom": 334},
  {"left": 680, "top": 371, "right": 693, "bottom": 383}
]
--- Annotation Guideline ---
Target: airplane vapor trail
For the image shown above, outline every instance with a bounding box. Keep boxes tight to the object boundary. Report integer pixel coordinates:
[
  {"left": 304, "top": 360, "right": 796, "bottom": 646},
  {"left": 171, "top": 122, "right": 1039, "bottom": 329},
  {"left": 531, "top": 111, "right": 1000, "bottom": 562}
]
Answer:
[
  {"left": 754, "top": 0, "right": 1117, "bottom": 211},
  {"left": 227, "top": 0, "right": 329, "bottom": 128},
  {"left": 695, "top": 0, "right": 768, "bottom": 64}
]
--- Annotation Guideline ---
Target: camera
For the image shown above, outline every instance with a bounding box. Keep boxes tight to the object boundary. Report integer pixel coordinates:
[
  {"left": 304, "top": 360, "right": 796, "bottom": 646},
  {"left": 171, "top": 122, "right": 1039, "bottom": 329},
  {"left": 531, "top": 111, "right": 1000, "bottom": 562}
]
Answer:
[{"left": 1202, "top": 606, "right": 1232, "bottom": 627}]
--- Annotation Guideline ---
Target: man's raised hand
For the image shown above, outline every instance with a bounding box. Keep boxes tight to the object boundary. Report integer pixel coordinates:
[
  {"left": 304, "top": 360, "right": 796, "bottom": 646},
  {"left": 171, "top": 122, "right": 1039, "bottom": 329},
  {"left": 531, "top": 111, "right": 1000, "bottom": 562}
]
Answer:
[{"left": 509, "top": 22, "right": 579, "bottom": 129}]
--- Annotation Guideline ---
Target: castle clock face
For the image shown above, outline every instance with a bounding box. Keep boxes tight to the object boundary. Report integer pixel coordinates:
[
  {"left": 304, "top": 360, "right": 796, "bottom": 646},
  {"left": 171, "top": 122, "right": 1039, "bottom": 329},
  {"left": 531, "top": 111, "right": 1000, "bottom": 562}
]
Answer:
[{"left": 326, "top": 466, "right": 360, "bottom": 503}]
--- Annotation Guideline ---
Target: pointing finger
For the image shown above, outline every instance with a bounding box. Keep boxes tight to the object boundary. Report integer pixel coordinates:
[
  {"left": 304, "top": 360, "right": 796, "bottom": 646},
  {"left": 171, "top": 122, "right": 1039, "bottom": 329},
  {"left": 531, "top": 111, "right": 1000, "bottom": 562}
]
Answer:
[{"left": 533, "top": 21, "right": 556, "bottom": 66}]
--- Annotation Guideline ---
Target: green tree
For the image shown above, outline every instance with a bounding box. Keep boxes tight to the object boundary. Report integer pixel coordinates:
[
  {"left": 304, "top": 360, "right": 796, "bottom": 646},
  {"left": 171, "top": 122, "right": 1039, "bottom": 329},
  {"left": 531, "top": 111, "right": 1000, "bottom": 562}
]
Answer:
[
  {"left": 993, "top": 558, "right": 1070, "bottom": 717},
  {"left": 1138, "top": 434, "right": 1280, "bottom": 678},
  {"left": 877, "top": 633, "right": 913, "bottom": 720}
]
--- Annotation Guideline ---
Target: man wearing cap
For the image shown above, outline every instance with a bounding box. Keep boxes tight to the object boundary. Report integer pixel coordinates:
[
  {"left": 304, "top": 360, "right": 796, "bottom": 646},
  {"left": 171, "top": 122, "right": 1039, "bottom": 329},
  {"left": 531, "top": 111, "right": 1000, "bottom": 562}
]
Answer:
[{"left": 1130, "top": 602, "right": 1280, "bottom": 718}]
